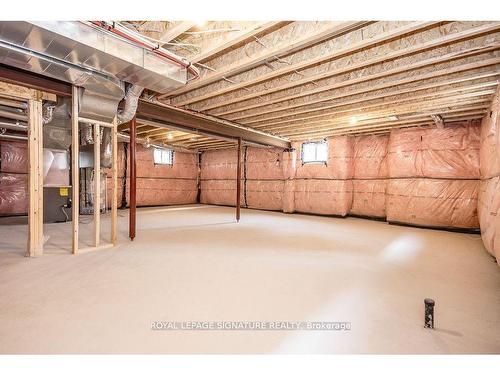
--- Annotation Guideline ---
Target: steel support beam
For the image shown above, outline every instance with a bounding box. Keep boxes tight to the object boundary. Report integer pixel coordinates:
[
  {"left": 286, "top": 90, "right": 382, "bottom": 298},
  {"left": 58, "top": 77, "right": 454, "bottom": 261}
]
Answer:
[
  {"left": 136, "top": 100, "right": 290, "bottom": 149},
  {"left": 0, "top": 63, "right": 71, "bottom": 97}
]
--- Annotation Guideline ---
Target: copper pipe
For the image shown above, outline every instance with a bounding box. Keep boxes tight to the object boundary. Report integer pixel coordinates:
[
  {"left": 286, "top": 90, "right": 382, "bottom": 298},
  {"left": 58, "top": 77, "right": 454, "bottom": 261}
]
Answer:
[
  {"left": 236, "top": 137, "right": 242, "bottom": 222},
  {"left": 129, "top": 117, "right": 137, "bottom": 241}
]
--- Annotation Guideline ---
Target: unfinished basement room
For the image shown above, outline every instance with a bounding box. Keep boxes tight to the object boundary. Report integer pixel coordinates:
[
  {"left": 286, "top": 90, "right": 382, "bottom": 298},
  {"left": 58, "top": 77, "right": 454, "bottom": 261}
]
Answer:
[{"left": 1, "top": 4, "right": 500, "bottom": 365}]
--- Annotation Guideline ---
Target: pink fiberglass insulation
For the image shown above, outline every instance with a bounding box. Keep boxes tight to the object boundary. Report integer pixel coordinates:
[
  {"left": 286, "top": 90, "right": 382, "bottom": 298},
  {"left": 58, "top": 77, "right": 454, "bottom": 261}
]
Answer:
[
  {"left": 135, "top": 144, "right": 198, "bottom": 179},
  {"left": 201, "top": 148, "right": 240, "bottom": 180},
  {"left": 246, "top": 147, "right": 284, "bottom": 180},
  {"left": 494, "top": 207, "right": 500, "bottom": 264},
  {"left": 386, "top": 178, "right": 479, "bottom": 229},
  {"left": 200, "top": 179, "right": 244, "bottom": 207},
  {"left": 387, "top": 122, "right": 481, "bottom": 179},
  {"left": 480, "top": 92, "right": 500, "bottom": 179},
  {"left": 478, "top": 91, "right": 500, "bottom": 263},
  {"left": 0, "top": 173, "right": 28, "bottom": 215},
  {"left": 135, "top": 178, "right": 197, "bottom": 206},
  {"left": 105, "top": 144, "right": 198, "bottom": 208},
  {"left": 293, "top": 179, "right": 352, "bottom": 216},
  {"left": 246, "top": 180, "right": 284, "bottom": 211},
  {"left": 0, "top": 140, "right": 28, "bottom": 174},
  {"left": 293, "top": 136, "right": 353, "bottom": 179},
  {"left": 478, "top": 178, "right": 500, "bottom": 256},
  {"left": 351, "top": 179, "right": 387, "bottom": 218},
  {"left": 353, "top": 135, "right": 389, "bottom": 179}
]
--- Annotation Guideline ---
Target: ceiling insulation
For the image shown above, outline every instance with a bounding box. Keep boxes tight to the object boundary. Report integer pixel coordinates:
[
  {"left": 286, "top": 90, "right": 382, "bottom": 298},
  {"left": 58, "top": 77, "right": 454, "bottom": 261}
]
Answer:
[{"left": 121, "top": 20, "right": 500, "bottom": 150}]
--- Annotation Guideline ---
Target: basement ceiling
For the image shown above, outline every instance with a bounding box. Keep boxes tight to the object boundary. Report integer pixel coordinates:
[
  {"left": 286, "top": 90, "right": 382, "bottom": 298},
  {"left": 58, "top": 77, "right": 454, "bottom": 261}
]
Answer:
[{"left": 122, "top": 20, "right": 500, "bottom": 150}]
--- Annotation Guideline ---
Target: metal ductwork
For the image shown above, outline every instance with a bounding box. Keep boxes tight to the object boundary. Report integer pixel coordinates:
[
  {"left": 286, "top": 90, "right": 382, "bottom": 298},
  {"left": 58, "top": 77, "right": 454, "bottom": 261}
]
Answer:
[
  {"left": 117, "top": 84, "right": 144, "bottom": 125},
  {"left": 0, "top": 21, "right": 189, "bottom": 122}
]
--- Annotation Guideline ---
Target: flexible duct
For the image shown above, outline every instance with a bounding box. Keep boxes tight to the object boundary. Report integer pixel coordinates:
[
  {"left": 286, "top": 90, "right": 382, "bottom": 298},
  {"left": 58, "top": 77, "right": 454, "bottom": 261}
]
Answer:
[
  {"left": 42, "top": 103, "right": 55, "bottom": 125},
  {"left": 117, "top": 85, "right": 144, "bottom": 125}
]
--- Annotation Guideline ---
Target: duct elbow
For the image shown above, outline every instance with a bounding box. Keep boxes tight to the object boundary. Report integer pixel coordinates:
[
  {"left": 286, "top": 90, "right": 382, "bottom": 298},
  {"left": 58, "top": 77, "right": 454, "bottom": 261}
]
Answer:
[
  {"left": 117, "top": 84, "right": 144, "bottom": 124},
  {"left": 42, "top": 102, "right": 56, "bottom": 125}
]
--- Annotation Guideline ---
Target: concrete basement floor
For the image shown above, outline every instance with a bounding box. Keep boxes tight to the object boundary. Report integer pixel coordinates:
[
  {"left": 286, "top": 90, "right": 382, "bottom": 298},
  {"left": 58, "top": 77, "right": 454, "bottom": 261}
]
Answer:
[{"left": 0, "top": 204, "right": 499, "bottom": 354}]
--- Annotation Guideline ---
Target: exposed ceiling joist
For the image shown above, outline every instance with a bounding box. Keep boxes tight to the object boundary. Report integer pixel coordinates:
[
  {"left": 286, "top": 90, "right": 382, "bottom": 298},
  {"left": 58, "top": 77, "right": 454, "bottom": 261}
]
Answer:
[
  {"left": 162, "top": 21, "right": 372, "bottom": 98},
  {"left": 246, "top": 69, "right": 499, "bottom": 128},
  {"left": 193, "top": 24, "right": 500, "bottom": 111},
  {"left": 159, "top": 21, "right": 197, "bottom": 45},
  {"left": 190, "top": 21, "right": 284, "bottom": 63},
  {"left": 211, "top": 45, "right": 500, "bottom": 116},
  {"left": 231, "top": 58, "right": 500, "bottom": 123},
  {"left": 171, "top": 21, "right": 440, "bottom": 105}
]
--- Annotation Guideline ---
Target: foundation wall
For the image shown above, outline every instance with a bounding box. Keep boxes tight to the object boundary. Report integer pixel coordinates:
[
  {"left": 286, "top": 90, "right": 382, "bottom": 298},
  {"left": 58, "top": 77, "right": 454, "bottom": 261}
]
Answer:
[
  {"left": 0, "top": 140, "right": 28, "bottom": 216},
  {"left": 199, "top": 121, "right": 481, "bottom": 231},
  {"left": 107, "top": 143, "right": 198, "bottom": 208},
  {"left": 478, "top": 90, "right": 500, "bottom": 263}
]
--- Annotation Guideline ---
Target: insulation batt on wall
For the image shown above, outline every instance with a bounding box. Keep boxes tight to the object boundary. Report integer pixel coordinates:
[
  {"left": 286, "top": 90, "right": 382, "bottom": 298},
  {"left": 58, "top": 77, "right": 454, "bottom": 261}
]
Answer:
[
  {"left": 478, "top": 89, "right": 500, "bottom": 264},
  {"left": 0, "top": 140, "right": 28, "bottom": 216},
  {"left": 199, "top": 121, "right": 482, "bottom": 231},
  {"left": 105, "top": 143, "right": 198, "bottom": 208}
]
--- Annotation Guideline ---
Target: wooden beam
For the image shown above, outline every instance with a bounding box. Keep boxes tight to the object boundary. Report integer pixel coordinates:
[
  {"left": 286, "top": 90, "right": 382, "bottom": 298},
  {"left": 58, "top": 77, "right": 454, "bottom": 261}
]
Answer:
[
  {"left": 170, "top": 21, "right": 440, "bottom": 104},
  {"left": 71, "top": 86, "right": 79, "bottom": 254},
  {"left": 276, "top": 93, "right": 494, "bottom": 137},
  {"left": 190, "top": 21, "right": 284, "bottom": 63},
  {"left": 163, "top": 21, "right": 373, "bottom": 97},
  {"left": 158, "top": 21, "right": 196, "bottom": 45},
  {"left": 93, "top": 123, "right": 101, "bottom": 247},
  {"left": 285, "top": 105, "right": 489, "bottom": 139},
  {"left": 248, "top": 68, "right": 500, "bottom": 128},
  {"left": 216, "top": 44, "right": 500, "bottom": 119},
  {"left": 229, "top": 55, "right": 500, "bottom": 122},
  {"left": 27, "top": 96, "right": 43, "bottom": 257},
  {"left": 111, "top": 116, "right": 118, "bottom": 246},
  {"left": 136, "top": 100, "right": 290, "bottom": 148},
  {"left": 191, "top": 23, "right": 500, "bottom": 110}
]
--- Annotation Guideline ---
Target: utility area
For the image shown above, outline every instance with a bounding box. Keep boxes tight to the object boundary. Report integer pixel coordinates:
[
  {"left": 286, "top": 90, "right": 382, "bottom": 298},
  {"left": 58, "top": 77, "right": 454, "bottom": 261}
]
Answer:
[{"left": 0, "top": 18, "right": 499, "bottom": 357}]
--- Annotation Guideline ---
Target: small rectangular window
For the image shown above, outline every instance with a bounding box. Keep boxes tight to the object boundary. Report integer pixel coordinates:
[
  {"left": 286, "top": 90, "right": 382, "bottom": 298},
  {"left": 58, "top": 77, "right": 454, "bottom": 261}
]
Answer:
[
  {"left": 301, "top": 141, "right": 328, "bottom": 164},
  {"left": 153, "top": 148, "right": 174, "bottom": 165}
]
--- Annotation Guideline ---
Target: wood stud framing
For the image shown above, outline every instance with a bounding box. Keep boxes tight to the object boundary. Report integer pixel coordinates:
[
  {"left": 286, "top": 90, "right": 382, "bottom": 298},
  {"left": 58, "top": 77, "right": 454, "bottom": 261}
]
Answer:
[
  {"left": 71, "top": 85, "right": 119, "bottom": 254},
  {"left": 27, "top": 96, "right": 43, "bottom": 257}
]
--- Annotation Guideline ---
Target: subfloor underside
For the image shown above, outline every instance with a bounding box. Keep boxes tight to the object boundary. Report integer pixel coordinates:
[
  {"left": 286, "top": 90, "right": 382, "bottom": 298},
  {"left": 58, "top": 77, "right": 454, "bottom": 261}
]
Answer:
[{"left": 0, "top": 205, "right": 499, "bottom": 354}]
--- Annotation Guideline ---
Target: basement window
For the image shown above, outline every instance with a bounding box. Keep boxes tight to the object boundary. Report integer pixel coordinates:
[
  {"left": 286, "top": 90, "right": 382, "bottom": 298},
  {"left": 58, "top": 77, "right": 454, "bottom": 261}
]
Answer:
[
  {"left": 153, "top": 148, "right": 174, "bottom": 166},
  {"left": 301, "top": 141, "right": 328, "bottom": 164}
]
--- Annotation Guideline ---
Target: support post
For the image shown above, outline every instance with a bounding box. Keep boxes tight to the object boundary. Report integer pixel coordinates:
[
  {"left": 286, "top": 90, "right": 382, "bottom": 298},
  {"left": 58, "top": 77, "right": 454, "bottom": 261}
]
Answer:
[
  {"left": 129, "top": 117, "right": 137, "bottom": 241},
  {"left": 71, "top": 86, "right": 79, "bottom": 254},
  {"left": 93, "top": 123, "right": 101, "bottom": 247},
  {"left": 27, "top": 96, "right": 43, "bottom": 257},
  {"left": 111, "top": 116, "right": 118, "bottom": 245},
  {"left": 236, "top": 137, "right": 242, "bottom": 222}
]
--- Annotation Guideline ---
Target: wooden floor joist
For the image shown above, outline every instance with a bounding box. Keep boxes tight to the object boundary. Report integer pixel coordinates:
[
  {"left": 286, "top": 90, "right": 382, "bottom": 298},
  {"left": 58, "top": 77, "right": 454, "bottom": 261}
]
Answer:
[
  {"left": 192, "top": 24, "right": 500, "bottom": 111},
  {"left": 247, "top": 68, "right": 500, "bottom": 128},
  {"left": 165, "top": 21, "right": 373, "bottom": 97},
  {"left": 189, "top": 21, "right": 284, "bottom": 64},
  {"left": 226, "top": 56, "right": 500, "bottom": 122}
]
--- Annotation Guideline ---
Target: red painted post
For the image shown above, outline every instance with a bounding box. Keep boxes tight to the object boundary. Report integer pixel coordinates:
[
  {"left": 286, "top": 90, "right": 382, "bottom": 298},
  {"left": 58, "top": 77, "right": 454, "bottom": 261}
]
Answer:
[
  {"left": 129, "top": 117, "right": 137, "bottom": 240},
  {"left": 236, "top": 137, "right": 242, "bottom": 222}
]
